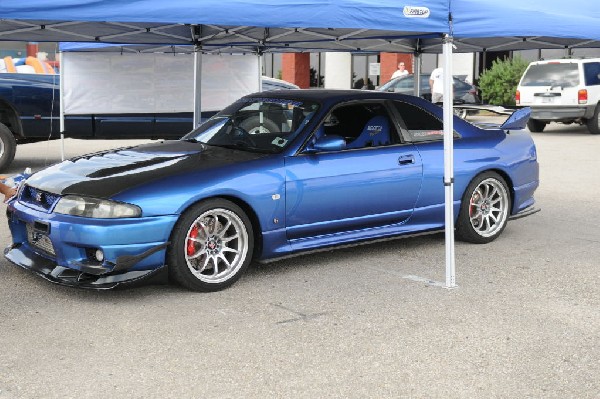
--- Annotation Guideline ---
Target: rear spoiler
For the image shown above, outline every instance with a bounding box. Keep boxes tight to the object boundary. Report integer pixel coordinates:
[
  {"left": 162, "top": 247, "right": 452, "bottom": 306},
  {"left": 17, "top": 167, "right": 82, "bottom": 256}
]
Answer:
[
  {"left": 500, "top": 107, "right": 530, "bottom": 130},
  {"left": 456, "top": 105, "right": 531, "bottom": 131}
]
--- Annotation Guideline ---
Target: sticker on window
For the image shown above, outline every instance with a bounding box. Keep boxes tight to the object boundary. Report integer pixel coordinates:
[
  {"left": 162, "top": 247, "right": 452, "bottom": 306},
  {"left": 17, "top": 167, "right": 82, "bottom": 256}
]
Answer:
[
  {"left": 272, "top": 137, "right": 288, "bottom": 147},
  {"left": 412, "top": 130, "right": 443, "bottom": 137},
  {"left": 236, "top": 97, "right": 303, "bottom": 107}
]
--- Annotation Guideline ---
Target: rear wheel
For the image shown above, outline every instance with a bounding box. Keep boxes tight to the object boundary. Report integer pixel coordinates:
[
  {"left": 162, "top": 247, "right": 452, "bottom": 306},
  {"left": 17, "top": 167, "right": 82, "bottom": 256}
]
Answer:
[
  {"left": 168, "top": 199, "right": 254, "bottom": 292},
  {"left": 0, "top": 122, "right": 17, "bottom": 172},
  {"left": 456, "top": 172, "right": 511, "bottom": 244},
  {"left": 527, "top": 119, "right": 546, "bottom": 133},
  {"left": 586, "top": 104, "right": 600, "bottom": 134}
]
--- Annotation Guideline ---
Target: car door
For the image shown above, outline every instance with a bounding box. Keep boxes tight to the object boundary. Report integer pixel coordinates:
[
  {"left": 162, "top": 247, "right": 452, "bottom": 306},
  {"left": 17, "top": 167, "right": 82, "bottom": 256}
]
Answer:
[{"left": 284, "top": 101, "right": 423, "bottom": 241}]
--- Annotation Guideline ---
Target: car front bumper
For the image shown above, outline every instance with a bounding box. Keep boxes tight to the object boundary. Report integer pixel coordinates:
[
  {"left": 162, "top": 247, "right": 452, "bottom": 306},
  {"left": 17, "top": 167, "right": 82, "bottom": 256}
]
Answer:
[
  {"left": 4, "top": 244, "right": 166, "bottom": 289},
  {"left": 5, "top": 200, "right": 179, "bottom": 289}
]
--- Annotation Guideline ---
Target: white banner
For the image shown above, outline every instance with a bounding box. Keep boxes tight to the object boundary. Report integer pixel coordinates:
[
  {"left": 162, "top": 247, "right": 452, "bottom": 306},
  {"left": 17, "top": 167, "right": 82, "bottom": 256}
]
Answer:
[{"left": 62, "top": 52, "right": 259, "bottom": 114}]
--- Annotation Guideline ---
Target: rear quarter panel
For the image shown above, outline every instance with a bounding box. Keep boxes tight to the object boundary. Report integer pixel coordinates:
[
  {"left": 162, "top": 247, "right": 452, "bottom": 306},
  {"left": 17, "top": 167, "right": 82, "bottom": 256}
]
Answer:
[{"left": 413, "top": 119, "right": 538, "bottom": 219}]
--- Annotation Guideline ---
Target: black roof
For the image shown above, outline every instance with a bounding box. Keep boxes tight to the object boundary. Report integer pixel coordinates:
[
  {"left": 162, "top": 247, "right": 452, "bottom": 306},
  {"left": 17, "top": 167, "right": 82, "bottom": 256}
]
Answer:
[{"left": 245, "top": 88, "right": 415, "bottom": 103}]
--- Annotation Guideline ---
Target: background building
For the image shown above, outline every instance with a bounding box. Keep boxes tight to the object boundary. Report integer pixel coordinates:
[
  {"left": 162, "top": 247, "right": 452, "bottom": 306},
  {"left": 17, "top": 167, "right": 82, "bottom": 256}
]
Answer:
[{"left": 3, "top": 41, "right": 600, "bottom": 91}]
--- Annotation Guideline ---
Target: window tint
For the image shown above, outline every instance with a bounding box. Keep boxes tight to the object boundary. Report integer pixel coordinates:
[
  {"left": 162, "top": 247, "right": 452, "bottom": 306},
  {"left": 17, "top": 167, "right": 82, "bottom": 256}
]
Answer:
[
  {"left": 314, "top": 102, "right": 398, "bottom": 149},
  {"left": 583, "top": 62, "right": 600, "bottom": 86},
  {"left": 392, "top": 101, "right": 447, "bottom": 142},
  {"left": 520, "top": 63, "right": 580, "bottom": 87}
]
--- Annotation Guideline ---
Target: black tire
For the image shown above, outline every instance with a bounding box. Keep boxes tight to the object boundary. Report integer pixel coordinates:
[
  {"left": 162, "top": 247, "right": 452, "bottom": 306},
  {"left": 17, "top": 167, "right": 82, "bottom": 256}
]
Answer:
[
  {"left": 0, "top": 122, "right": 17, "bottom": 172},
  {"left": 239, "top": 116, "right": 278, "bottom": 134},
  {"left": 526, "top": 119, "right": 546, "bottom": 133},
  {"left": 456, "top": 172, "right": 511, "bottom": 244},
  {"left": 167, "top": 199, "right": 254, "bottom": 292},
  {"left": 585, "top": 104, "right": 600, "bottom": 135}
]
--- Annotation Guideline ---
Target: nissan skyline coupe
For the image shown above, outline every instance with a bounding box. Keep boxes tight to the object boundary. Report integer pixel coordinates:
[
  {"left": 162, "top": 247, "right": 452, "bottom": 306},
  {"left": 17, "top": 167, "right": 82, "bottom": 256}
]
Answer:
[{"left": 4, "top": 90, "right": 539, "bottom": 292}]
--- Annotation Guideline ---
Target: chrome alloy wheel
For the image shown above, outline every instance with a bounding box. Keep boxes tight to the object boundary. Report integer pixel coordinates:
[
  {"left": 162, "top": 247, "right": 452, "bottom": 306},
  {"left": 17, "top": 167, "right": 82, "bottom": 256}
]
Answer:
[
  {"left": 184, "top": 208, "right": 249, "bottom": 284},
  {"left": 468, "top": 177, "right": 509, "bottom": 238}
]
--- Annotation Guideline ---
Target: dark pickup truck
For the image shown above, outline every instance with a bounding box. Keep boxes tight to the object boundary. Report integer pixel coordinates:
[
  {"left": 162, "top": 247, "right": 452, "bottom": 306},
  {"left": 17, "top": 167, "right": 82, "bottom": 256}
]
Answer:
[{"left": 0, "top": 73, "right": 298, "bottom": 171}]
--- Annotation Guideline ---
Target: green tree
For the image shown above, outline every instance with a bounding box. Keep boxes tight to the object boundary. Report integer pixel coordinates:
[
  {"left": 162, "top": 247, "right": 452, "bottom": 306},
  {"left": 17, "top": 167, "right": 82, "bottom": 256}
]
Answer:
[{"left": 479, "top": 56, "right": 529, "bottom": 106}]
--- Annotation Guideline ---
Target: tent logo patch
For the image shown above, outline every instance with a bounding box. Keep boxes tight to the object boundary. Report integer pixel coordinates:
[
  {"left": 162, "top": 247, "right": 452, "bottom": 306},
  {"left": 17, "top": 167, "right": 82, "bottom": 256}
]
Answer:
[{"left": 403, "top": 6, "right": 430, "bottom": 18}]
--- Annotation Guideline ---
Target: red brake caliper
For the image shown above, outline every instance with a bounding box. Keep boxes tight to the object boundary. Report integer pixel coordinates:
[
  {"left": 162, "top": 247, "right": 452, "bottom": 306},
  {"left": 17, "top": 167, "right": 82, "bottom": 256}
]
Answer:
[
  {"left": 469, "top": 192, "right": 480, "bottom": 217},
  {"left": 187, "top": 224, "right": 199, "bottom": 256}
]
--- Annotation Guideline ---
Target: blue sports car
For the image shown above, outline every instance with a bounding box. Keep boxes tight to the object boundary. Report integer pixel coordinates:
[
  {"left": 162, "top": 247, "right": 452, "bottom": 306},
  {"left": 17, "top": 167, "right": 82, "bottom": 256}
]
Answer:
[{"left": 4, "top": 90, "right": 539, "bottom": 291}]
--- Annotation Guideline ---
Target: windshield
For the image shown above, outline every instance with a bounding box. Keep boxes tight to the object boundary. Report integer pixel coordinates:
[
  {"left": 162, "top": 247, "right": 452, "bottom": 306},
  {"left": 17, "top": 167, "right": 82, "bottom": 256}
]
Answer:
[
  {"left": 183, "top": 97, "right": 320, "bottom": 153},
  {"left": 520, "top": 63, "right": 580, "bottom": 87}
]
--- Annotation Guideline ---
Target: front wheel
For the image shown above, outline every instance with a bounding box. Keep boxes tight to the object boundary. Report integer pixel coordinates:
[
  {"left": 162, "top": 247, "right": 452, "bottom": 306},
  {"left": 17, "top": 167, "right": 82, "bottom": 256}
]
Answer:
[
  {"left": 586, "top": 104, "right": 600, "bottom": 134},
  {"left": 456, "top": 172, "right": 511, "bottom": 244},
  {"left": 167, "top": 199, "right": 254, "bottom": 292}
]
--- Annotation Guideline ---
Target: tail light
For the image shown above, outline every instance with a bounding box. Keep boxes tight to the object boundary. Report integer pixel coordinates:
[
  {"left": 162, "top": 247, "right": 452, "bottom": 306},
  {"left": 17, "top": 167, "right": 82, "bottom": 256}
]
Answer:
[
  {"left": 578, "top": 89, "right": 588, "bottom": 104},
  {"left": 515, "top": 90, "right": 520, "bottom": 105}
]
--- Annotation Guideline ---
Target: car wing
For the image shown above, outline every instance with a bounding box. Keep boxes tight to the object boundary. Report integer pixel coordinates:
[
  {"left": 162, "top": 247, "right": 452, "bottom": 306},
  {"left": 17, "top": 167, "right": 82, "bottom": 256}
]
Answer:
[{"left": 500, "top": 107, "right": 531, "bottom": 130}]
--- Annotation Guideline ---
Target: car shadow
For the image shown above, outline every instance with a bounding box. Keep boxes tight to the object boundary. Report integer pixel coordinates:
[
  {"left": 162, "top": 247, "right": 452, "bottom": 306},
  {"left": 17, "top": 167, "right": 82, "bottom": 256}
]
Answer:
[
  {"left": 7, "top": 232, "right": 447, "bottom": 300},
  {"left": 246, "top": 231, "right": 446, "bottom": 278},
  {"left": 533, "top": 122, "right": 591, "bottom": 135}
]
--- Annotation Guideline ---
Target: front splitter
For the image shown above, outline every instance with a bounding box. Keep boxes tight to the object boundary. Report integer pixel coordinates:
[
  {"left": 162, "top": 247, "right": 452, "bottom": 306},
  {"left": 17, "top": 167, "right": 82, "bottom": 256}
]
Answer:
[{"left": 4, "top": 244, "right": 165, "bottom": 290}]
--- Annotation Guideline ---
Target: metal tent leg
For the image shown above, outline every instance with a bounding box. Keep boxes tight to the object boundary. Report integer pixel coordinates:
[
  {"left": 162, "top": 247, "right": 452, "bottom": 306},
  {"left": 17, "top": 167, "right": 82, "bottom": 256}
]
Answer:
[{"left": 443, "top": 35, "right": 457, "bottom": 289}]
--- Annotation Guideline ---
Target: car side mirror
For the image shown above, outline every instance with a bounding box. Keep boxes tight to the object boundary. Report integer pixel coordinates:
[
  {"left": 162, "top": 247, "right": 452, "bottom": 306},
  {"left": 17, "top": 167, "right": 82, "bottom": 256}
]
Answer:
[{"left": 306, "top": 135, "right": 346, "bottom": 153}]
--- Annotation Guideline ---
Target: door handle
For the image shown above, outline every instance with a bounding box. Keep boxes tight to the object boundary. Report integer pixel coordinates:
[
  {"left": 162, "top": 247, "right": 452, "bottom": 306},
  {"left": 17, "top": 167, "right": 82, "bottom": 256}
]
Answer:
[{"left": 398, "top": 154, "right": 415, "bottom": 165}]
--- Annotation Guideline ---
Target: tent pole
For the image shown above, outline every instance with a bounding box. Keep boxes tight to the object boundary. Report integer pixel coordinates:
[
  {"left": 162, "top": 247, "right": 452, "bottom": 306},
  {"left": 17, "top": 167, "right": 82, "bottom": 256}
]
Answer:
[
  {"left": 258, "top": 53, "right": 263, "bottom": 92},
  {"left": 443, "top": 35, "right": 457, "bottom": 289},
  {"left": 413, "top": 51, "right": 421, "bottom": 97},
  {"left": 193, "top": 45, "right": 202, "bottom": 129},
  {"left": 59, "top": 51, "right": 65, "bottom": 161}
]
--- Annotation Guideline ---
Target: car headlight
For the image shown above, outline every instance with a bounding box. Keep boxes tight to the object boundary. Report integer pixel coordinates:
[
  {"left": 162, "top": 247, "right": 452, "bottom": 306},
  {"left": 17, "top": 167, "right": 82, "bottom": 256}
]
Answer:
[{"left": 54, "top": 195, "right": 141, "bottom": 218}]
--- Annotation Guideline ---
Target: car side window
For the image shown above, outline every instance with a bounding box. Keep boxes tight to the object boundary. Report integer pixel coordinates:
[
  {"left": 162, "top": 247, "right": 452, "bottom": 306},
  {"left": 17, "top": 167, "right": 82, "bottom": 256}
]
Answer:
[
  {"left": 392, "top": 101, "right": 452, "bottom": 142},
  {"left": 314, "top": 102, "right": 399, "bottom": 150},
  {"left": 583, "top": 62, "right": 600, "bottom": 86}
]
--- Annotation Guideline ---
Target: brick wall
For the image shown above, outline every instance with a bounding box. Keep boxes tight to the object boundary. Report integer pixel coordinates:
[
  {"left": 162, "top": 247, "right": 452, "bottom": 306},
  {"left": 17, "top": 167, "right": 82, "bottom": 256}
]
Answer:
[
  {"left": 380, "top": 53, "right": 414, "bottom": 84},
  {"left": 281, "top": 53, "right": 310, "bottom": 88}
]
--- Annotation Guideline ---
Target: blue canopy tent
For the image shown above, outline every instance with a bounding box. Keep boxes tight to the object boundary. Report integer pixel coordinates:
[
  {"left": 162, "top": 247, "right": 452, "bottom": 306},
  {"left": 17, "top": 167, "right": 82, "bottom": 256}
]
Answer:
[
  {"left": 1, "top": 0, "right": 599, "bottom": 288},
  {"left": 1, "top": 0, "right": 598, "bottom": 49}
]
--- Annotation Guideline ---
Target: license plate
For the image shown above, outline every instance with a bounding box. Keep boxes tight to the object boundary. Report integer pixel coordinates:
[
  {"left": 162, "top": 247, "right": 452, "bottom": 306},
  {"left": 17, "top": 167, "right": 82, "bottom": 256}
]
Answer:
[
  {"left": 542, "top": 97, "right": 554, "bottom": 103},
  {"left": 26, "top": 224, "right": 55, "bottom": 256}
]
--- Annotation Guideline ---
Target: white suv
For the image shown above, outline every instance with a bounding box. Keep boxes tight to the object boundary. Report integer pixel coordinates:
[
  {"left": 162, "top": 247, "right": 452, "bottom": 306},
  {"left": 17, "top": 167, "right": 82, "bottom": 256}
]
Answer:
[{"left": 516, "top": 58, "right": 600, "bottom": 134}]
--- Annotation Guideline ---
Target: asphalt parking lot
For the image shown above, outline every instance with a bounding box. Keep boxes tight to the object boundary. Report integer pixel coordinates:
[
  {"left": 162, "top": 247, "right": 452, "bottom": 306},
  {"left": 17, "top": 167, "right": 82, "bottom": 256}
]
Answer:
[{"left": 1, "top": 121, "right": 599, "bottom": 398}]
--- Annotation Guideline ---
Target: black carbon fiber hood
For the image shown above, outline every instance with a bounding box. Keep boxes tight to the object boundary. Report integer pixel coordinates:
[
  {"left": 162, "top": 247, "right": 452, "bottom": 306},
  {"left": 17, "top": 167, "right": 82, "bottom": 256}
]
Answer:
[{"left": 24, "top": 140, "right": 265, "bottom": 198}]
